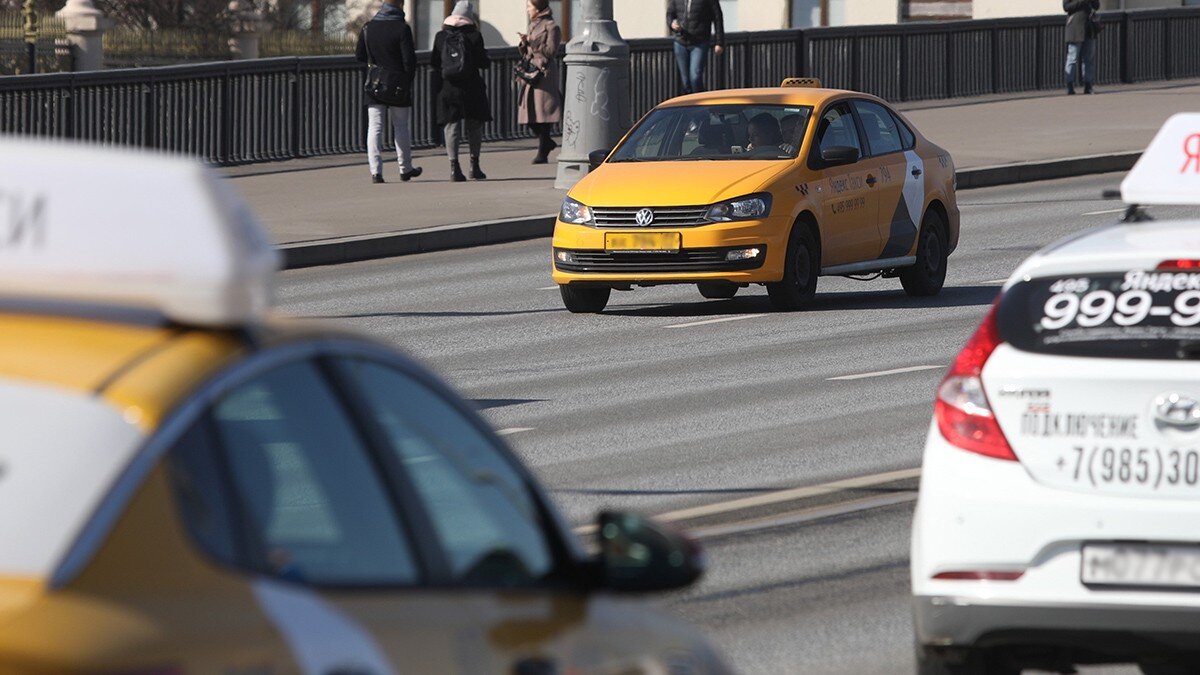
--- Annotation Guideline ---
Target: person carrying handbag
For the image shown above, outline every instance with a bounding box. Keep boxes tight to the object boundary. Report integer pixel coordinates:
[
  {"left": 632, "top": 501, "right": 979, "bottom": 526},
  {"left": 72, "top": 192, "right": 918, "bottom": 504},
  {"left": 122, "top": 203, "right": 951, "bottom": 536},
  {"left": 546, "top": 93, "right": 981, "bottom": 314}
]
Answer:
[
  {"left": 517, "top": 0, "right": 562, "bottom": 165},
  {"left": 432, "top": 1, "right": 492, "bottom": 182},
  {"left": 355, "top": 0, "right": 422, "bottom": 184},
  {"left": 1063, "top": 0, "right": 1100, "bottom": 95}
]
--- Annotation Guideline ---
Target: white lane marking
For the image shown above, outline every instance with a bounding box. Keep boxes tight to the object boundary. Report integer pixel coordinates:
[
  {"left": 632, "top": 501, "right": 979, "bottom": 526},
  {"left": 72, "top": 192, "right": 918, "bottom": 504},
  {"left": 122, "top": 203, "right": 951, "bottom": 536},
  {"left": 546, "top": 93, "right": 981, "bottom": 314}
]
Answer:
[
  {"left": 497, "top": 427, "right": 534, "bottom": 436},
  {"left": 827, "top": 365, "right": 943, "bottom": 381},
  {"left": 665, "top": 314, "right": 767, "bottom": 329},
  {"left": 538, "top": 285, "right": 559, "bottom": 290},
  {"left": 1082, "top": 208, "right": 1127, "bottom": 216},
  {"left": 688, "top": 492, "right": 918, "bottom": 540},
  {"left": 981, "top": 278, "right": 1009, "bottom": 285},
  {"left": 253, "top": 579, "right": 396, "bottom": 675},
  {"left": 574, "top": 467, "right": 921, "bottom": 535}
]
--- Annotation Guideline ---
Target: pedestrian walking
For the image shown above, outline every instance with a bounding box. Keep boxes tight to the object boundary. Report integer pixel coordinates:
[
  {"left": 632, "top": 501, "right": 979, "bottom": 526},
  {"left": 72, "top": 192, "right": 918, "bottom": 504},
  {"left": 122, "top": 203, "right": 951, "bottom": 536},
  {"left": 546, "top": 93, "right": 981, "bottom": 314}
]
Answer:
[
  {"left": 355, "top": 0, "right": 421, "bottom": 184},
  {"left": 516, "top": 0, "right": 563, "bottom": 165},
  {"left": 431, "top": 0, "right": 492, "bottom": 182},
  {"left": 1064, "top": 0, "right": 1100, "bottom": 95},
  {"left": 667, "top": 0, "right": 724, "bottom": 96}
]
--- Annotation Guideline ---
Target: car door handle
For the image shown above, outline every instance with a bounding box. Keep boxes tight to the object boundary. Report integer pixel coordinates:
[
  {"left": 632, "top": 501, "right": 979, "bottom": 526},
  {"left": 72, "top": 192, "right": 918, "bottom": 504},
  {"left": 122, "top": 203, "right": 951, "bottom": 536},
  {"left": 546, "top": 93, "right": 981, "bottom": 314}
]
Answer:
[
  {"left": 865, "top": 174, "right": 877, "bottom": 187},
  {"left": 911, "top": 167, "right": 923, "bottom": 177}
]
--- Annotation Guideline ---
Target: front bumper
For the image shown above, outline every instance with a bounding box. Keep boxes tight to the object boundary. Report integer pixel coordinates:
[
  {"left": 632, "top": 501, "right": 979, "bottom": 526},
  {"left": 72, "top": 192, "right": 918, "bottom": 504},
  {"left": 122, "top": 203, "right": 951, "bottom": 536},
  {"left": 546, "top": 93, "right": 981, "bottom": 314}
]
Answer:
[{"left": 550, "top": 217, "right": 790, "bottom": 285}]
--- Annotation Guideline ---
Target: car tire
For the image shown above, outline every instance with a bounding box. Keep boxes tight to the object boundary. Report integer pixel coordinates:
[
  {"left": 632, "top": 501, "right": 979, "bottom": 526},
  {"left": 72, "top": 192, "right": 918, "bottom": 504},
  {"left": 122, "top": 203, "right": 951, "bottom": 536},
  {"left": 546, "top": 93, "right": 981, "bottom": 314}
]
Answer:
[
  {"left": 697, "top": 281, "right": 739, "bottom": 300},
  {"left": 767, "top": 224, "right": 819, "bottom": 311},
  {"left": 900, "top": 210, "right": 948, "bottom": 297},
  {"left": 560, "top": 285, "right": 610, "bottom": 313},
  {"left": 915, "top": 644, "right": 1015, "bottom": 675}
]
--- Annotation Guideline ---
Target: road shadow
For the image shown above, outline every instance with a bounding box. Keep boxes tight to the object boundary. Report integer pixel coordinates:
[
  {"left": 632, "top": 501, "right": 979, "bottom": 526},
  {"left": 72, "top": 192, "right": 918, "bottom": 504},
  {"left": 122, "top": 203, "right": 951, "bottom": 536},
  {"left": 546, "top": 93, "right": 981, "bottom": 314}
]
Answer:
[
  {"left": 605, "top": 284, "right": 999, "bottom": 319},
  {"left": 471, "top": 398, "right": 545, "bottom": 410},
  {"left": 302, "top": 307, "right": 567, "bottom": 319}
]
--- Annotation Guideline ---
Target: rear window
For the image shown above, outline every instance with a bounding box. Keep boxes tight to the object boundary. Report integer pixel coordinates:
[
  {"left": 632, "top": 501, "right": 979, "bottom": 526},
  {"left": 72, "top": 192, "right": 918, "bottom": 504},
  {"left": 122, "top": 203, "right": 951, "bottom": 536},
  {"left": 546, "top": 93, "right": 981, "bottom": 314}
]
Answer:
[{"left": 997, "top": 271, "right": 1200, "bottom": 359}]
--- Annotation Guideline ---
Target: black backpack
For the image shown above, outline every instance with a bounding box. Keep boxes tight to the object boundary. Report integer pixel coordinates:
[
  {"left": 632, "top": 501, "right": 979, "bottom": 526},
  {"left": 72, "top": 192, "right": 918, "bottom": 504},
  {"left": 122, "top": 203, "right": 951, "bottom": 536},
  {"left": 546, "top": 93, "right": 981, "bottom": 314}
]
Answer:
[{"left": 441, "top": 30, "right": 469, "bottom": 81}]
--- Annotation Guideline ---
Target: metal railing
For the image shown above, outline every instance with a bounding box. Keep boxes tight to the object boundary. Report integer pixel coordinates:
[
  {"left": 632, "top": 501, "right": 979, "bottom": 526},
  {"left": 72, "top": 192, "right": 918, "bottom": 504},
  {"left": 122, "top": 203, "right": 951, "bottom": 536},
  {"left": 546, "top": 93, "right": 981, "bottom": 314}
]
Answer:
[{"left": 1, "top": 7, "right": 1197, "bottom": 165}]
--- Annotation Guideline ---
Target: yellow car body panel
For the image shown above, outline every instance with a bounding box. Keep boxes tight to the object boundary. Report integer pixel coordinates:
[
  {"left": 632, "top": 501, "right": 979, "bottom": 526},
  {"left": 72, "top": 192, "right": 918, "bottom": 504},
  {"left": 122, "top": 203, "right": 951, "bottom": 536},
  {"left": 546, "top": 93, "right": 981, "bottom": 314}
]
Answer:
[{"left": 552, "top": 87, "right": 960, "bottom": 287}]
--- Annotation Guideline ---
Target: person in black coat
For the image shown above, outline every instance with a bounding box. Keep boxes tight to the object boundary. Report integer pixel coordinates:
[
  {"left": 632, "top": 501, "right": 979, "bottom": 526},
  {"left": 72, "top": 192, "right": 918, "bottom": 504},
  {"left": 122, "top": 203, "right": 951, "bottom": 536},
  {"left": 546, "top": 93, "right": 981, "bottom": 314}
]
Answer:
[
  {"left": 355, "top": 0, "right": 422, "bottom": 184},
  {"left": 667, "top": 0, "right": 724, "bottom": 95},
  {"left": 431, "top": 1, "right": 492, "bottom": 182},
  {"left": 1063, "top": 0, "right": 1100, "bottom": 95}
]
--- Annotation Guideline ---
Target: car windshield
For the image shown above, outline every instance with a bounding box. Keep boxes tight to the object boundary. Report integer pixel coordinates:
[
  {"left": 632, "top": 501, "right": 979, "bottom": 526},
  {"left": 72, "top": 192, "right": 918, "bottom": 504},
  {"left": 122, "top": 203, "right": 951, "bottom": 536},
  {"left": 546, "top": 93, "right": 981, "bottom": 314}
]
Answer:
[{"left": 609, "top": 104, "right": 813, "bottom": 163}]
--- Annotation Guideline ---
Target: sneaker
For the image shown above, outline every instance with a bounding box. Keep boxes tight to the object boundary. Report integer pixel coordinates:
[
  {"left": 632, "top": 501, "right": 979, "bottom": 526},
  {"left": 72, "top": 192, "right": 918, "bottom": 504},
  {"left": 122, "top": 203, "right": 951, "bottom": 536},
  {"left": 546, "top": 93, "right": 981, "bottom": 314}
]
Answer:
[
  {"left": 372, "top": 174, "right": 385, "bottom": 184},
  {"left": 400, "top": 167, "right": 423, "bottom": 182}
]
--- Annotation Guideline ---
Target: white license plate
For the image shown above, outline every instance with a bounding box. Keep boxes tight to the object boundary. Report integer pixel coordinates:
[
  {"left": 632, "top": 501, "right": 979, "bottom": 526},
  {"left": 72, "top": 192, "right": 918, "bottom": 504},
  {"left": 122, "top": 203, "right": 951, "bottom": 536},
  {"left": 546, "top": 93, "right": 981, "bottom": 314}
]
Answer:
[{"left": 1082, "top": 543, "right": 1200, "bottom": 589}]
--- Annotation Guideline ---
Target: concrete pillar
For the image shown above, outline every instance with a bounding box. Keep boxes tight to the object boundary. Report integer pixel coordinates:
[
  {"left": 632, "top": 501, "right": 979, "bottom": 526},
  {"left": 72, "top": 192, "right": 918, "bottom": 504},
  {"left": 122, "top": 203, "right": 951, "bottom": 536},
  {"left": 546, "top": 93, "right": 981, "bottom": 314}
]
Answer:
[
  {"left": 554, "top": 0, "right": 631, "bottom": 190},
  {"left": 55, "top": 0, "right": 107, "bottom": 71},
  {"left": 228, "top": 0, "right": 264, "bottom": 60}
]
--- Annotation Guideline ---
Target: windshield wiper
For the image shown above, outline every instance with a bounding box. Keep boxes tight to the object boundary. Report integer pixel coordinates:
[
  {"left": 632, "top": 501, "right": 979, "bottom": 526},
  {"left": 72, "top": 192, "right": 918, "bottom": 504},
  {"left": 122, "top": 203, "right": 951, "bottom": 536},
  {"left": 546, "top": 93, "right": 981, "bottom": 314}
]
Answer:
[{"left": 609, "top": 157, "right": 660, "bottom": 163}]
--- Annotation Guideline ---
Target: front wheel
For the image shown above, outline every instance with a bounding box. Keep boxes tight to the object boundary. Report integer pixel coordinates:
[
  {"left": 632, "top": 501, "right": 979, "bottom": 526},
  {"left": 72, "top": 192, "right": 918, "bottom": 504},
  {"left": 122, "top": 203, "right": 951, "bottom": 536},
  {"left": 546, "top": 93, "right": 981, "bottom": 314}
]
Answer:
[
  {"left": 900, "top": 210, "right": 948, "bottom": 297},
  {"left": 560, "top": 285, "right": 610, "bottom": 313},
  {"left": 767, "top": 225, "right": 819, "bottom": 311}
]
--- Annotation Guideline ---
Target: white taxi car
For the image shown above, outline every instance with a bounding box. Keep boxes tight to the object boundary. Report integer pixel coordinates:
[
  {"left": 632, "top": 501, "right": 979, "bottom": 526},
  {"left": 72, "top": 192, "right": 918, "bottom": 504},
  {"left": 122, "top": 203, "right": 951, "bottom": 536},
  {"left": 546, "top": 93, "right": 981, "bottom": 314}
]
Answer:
[
  {"left": 0, "top": 139, "right": 729, "bottom": 674},
  {"left": 912, "top": 114, "right": 1200, "bottom": 674}
]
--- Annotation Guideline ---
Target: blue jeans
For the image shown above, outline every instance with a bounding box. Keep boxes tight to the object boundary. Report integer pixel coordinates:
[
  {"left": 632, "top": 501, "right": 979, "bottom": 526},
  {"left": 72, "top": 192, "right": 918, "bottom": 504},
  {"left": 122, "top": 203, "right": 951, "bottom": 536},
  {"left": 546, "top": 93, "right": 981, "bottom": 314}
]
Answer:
[
  {"left": 1065, "top": 40, "right": 1096, "bottom": 87},
  {"left": 673, "top": 41, "right": 710, "bottom": 95}
]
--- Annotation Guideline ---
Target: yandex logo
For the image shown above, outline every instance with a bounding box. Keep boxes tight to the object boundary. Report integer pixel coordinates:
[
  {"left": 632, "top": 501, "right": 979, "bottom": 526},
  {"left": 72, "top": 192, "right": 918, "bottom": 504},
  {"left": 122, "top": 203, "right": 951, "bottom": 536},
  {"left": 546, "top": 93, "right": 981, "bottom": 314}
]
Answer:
[
  {"left": 1184, "top": 133, "right": 1200, "bottom": 174},
  {"left": 0, "top": 189, "right": 46, "bottom": 251}
]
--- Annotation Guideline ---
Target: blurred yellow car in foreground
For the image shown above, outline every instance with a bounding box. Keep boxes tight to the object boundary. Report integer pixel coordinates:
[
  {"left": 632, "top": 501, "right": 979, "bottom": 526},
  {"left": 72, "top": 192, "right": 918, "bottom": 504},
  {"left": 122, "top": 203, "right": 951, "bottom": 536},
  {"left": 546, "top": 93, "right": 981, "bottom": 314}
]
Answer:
[
  {"left": 552, "top": 78, "right": 960, "bottom": 313},
  {"left": 0, "top": 140, "right": 729, "bottom": 674}
]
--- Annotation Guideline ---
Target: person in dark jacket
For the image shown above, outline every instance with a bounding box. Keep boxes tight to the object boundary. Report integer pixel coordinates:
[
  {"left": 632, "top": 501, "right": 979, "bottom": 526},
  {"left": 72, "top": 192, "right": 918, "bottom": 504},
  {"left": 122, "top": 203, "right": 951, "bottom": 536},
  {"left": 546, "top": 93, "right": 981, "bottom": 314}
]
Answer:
[
  {"left": 1063, "top": 0, "right": 1099, "bottom": 95},
  {"left": 667, "top": 0, "right": 724, "bottom": 95},
  {"left": 355, "top": 0, "right": 422, "bottom": 184},
  {"left": 431, "top": 1, "right": 492, "bottom": 182}
]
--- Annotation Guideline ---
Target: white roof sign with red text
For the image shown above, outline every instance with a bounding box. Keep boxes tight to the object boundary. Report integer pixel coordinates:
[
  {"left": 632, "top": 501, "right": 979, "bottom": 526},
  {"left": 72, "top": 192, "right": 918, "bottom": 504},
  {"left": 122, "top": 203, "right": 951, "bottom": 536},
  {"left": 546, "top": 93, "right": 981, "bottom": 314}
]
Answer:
[{"left": 1121, "top": 113, "right": 1200, "bottom": 206}]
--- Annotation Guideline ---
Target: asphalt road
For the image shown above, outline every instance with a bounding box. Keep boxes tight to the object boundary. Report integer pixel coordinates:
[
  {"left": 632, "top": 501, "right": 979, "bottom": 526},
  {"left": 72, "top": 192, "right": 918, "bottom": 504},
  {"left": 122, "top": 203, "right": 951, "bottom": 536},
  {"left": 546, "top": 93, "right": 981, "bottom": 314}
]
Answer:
[{"left": 277, "top": 174, "right": 1196, "bottom": 674}]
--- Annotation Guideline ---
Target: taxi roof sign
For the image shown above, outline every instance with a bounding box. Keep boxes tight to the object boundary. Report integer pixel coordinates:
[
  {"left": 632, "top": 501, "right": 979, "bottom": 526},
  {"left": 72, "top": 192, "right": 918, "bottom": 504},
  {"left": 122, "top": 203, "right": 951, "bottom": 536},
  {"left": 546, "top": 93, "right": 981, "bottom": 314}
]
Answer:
[
  {"left": 1121, "top": 113, "right": 1200, "bottom": 206},
  {"left": 0, "top": 137, "right": 278, "bottom": 326},
  {"left": 780, "top": 77, "right": 822, "bottom": 88}
]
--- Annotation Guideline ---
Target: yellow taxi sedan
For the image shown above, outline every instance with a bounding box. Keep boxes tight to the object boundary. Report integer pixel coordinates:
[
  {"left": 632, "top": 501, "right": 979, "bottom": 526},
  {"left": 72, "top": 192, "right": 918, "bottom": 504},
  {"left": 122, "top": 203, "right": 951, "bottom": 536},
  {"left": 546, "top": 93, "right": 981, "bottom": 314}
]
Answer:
[
  {"left": 552, "top": 78, "right": 961, "bottom": 313},
  {"left": 0, "top": 139, "right": 729, "bottom": 674}
]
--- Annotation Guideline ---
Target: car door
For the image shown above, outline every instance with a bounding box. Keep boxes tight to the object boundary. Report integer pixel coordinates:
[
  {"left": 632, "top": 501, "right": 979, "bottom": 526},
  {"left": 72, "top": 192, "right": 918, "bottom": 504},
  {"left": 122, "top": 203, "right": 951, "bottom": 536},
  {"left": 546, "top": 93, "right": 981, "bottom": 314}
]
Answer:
[
  {"left": 852, "top": 99, "right": 925, "bottom": 260},
  {"left": 809, "top": 101, "right": 881, "bottom": 266}
]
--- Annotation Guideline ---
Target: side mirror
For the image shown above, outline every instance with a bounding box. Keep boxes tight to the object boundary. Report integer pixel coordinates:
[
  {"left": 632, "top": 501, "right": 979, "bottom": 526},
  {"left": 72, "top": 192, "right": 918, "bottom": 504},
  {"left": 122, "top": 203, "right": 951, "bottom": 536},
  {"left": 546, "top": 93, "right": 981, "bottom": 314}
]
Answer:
[
  {"left": 588, "top": 148, "right": 612, "bottom": 172},
  {"left": 594, "top": 511, "right": 704, "bottom": 592},
  {"left": 820, "top": 145, "right": 860, "bottom": 167}
]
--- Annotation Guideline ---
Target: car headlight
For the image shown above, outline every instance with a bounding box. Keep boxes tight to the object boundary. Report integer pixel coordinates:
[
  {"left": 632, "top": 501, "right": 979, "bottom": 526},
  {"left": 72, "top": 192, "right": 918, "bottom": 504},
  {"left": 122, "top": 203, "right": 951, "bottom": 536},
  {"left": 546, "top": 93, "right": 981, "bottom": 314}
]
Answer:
[
  {"left": 704, "top": 193, "right": 772, "bottom": 222},
  {"left": 560, "top": 197, "right": 594, "bottom": 225}
]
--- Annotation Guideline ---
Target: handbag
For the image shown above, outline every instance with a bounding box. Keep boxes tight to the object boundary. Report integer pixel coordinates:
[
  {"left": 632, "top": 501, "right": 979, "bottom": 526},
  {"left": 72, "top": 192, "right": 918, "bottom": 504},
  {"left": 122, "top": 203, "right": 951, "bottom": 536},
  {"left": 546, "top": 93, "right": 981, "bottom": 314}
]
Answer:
[
  {"left": 362, "top": 25, "right": 411, "bottom": 106},
  {"left": 513, "top": 58, "right": 545, "bottom": 87}
]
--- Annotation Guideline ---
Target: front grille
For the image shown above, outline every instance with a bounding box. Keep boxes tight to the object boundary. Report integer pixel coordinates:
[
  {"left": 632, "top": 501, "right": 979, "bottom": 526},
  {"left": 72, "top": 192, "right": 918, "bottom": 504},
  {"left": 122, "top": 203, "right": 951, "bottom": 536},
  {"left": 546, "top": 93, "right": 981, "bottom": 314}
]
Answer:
[
  {"left": 591, "top": 206, "right": 710, "bottom": 228},
  {"left": 554, "top": 247, "right": 766, "bottom": 274}
]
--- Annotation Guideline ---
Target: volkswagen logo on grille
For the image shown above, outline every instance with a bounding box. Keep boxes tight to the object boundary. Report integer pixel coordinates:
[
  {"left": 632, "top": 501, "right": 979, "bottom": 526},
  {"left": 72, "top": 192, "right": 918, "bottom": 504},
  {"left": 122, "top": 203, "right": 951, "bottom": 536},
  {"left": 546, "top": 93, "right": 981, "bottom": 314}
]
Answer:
[
  {"left": 634, "top": 208, "right": 655, "bottom": 226},
  {"left": 1153, "top": 393, "right": 1200, "bottom": 429}
]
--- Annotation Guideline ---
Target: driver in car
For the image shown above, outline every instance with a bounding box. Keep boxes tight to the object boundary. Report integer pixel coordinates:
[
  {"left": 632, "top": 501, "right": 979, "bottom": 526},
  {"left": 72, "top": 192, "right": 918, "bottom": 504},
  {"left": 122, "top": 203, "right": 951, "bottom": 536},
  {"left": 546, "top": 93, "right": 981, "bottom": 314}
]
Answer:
[{"left": 745, "top": 113, "right": 794, "bottom": 156}]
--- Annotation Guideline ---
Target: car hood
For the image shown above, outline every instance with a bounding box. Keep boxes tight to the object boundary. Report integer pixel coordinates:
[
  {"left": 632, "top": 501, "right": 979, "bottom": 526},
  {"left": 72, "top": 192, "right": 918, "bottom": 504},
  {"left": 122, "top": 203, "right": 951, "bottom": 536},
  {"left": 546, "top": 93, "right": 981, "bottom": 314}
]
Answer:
[{"left": 570, "top": 161, "right": 792, "bottom": 208}]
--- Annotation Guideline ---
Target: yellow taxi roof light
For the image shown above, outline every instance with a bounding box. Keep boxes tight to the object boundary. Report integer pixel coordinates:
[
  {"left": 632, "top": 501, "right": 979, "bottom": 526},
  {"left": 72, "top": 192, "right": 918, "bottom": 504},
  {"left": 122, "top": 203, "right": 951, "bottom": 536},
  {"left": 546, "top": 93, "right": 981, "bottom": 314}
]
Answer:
[
  {"left": 0, "top": 138, "right": 278, "bottom": 326},
  {"left": 1121, "top": 113, "right": 1200, "bottom": 206},
  {"left": 780, "top": 77, "right": 823, "bottom": 88}
]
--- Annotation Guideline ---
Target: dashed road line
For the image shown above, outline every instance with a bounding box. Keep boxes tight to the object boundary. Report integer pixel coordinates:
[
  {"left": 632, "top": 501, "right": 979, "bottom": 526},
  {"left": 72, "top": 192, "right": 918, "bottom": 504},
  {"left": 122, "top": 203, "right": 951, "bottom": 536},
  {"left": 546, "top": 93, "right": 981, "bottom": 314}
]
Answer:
[
  {"left": 1082, "top": 208, "right": 1127, "bottom": 216},
  {"left": 665, "top": 314, "right": 767, "bottom": 329},
  {"left": 980, "top": 278, "right": 1010, "bottom": 285},
  {"left": 827, "top": 365, "right": 943, "bottom": 381},
  {"left": 496, "top": 427, "right": 535, "bottom": 436},
  {"left": 538, "top": 285, "right": 559, "bottom": 291}
]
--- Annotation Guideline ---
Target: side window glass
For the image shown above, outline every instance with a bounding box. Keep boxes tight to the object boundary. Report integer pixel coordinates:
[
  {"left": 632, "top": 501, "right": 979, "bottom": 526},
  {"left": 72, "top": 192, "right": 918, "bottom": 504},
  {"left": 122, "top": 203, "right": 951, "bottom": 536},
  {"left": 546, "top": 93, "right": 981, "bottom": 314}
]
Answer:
[
  {"left": 210, "top": 360, "right": 420, "bottom": 586},
  {"left": 340, "top": 358, "right": 555, "bottom": 588},
  {"left": 167, "top": 420, "right": 239, "bottom": 566},
  {"left": 815, "top": 104, "right": 862, "bottom": 158},
  {"left": 853, "top": 100, "right": 904, "bottom": 157},
  {"left": 891, "top": 111, "right": 916, "bottom": 149}
]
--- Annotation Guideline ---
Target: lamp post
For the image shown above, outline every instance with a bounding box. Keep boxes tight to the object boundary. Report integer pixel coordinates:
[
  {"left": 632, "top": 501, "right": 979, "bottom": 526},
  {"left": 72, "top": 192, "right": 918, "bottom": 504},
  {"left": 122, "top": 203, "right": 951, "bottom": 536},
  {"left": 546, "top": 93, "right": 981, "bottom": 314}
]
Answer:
[
  {"left": 21, "top": 0, "right": 37, "bottom": 74},
  {"left": 553, "top": 0, "right": 631, "bottom": 190}
]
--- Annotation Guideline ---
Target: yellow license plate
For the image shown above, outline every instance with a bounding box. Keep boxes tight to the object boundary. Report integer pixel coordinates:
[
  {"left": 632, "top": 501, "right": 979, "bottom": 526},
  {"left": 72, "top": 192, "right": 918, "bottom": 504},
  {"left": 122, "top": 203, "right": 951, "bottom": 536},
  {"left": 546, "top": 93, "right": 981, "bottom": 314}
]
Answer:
[{"left": 604, "top": 232, "right": 682, "bottom": 252}]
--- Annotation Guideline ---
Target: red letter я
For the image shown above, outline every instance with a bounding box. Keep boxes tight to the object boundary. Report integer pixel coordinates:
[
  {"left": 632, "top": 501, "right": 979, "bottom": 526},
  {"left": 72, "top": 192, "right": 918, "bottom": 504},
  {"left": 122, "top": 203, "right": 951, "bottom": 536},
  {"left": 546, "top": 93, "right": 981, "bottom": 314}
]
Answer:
[{"left": 1183, "top": 133, "right": 1200, "bottom": 174}]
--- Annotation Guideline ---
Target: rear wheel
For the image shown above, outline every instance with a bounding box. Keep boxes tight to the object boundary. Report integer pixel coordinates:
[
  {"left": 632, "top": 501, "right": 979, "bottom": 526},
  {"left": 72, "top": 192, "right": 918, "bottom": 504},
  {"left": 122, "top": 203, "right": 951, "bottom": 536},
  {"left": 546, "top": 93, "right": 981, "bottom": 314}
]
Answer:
[
  {"left": 697, "top": 281, "right": 739, "bottom": 300},
  {"left": 900, "top": 210, "right": 948, "bottom": 297},
  {"left": 916, "top": 645, "right": 1017, "bottom": 675},
  {"left": 767, "top": 224, "right": 819, "bottom": 311},
  {"left": 559, "top": 285, "right": 610, "bottom": 313}
]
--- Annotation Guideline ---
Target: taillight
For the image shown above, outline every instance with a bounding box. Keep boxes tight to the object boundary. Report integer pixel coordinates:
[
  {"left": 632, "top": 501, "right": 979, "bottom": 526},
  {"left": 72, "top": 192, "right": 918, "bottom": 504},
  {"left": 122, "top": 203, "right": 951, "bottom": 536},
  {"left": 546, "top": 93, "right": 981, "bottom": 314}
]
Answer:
[
  {"left": 1158, "top": 259, "right": 1200, "bottom": 270},
  {"left": 934, "top": 303, "right": 1017, "bottom": 461}
]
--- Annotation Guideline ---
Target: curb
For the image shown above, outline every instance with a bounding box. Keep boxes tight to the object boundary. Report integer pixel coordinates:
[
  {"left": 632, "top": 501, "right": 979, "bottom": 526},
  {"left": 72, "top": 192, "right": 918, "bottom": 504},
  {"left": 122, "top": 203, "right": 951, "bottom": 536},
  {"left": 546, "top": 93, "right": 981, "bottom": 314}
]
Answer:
[{"left": 280, "top": 152, "right": 1141, "bottom": 270}]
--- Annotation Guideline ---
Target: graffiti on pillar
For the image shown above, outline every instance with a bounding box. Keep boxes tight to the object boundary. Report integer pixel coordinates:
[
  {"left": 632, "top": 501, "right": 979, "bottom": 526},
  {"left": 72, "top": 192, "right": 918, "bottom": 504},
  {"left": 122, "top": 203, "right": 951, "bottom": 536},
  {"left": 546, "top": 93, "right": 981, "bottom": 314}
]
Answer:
[
  {"left": 574, "top": 72, "right": 587, "bottom": 104},
  {"left": 563, "top": 112, "right": 581, "bottom": 147},
  {"left": 590, "top": 68, "right": 611, "bottom": 122}
]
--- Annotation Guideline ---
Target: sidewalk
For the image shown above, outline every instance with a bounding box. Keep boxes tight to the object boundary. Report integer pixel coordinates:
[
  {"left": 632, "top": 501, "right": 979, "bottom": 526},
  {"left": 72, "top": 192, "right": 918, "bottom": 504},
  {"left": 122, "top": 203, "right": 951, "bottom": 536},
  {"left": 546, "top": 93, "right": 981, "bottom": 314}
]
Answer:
[{"left": 223, "top": 79, "right": 1200, "bottom": 266}]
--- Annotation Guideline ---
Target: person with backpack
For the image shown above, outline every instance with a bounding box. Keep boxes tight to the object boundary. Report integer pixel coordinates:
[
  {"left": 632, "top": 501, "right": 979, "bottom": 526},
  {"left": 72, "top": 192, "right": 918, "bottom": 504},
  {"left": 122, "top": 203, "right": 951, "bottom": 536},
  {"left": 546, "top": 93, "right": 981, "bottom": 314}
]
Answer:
[
  {"left": 431, "top": 1, "right": 492, "bottom": 182},
  {"left": 517, "top": 0, "right": 562, "bottom": 165},
  {"left": 355, "top": 0, "right": 422, "bottom": 184}
]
